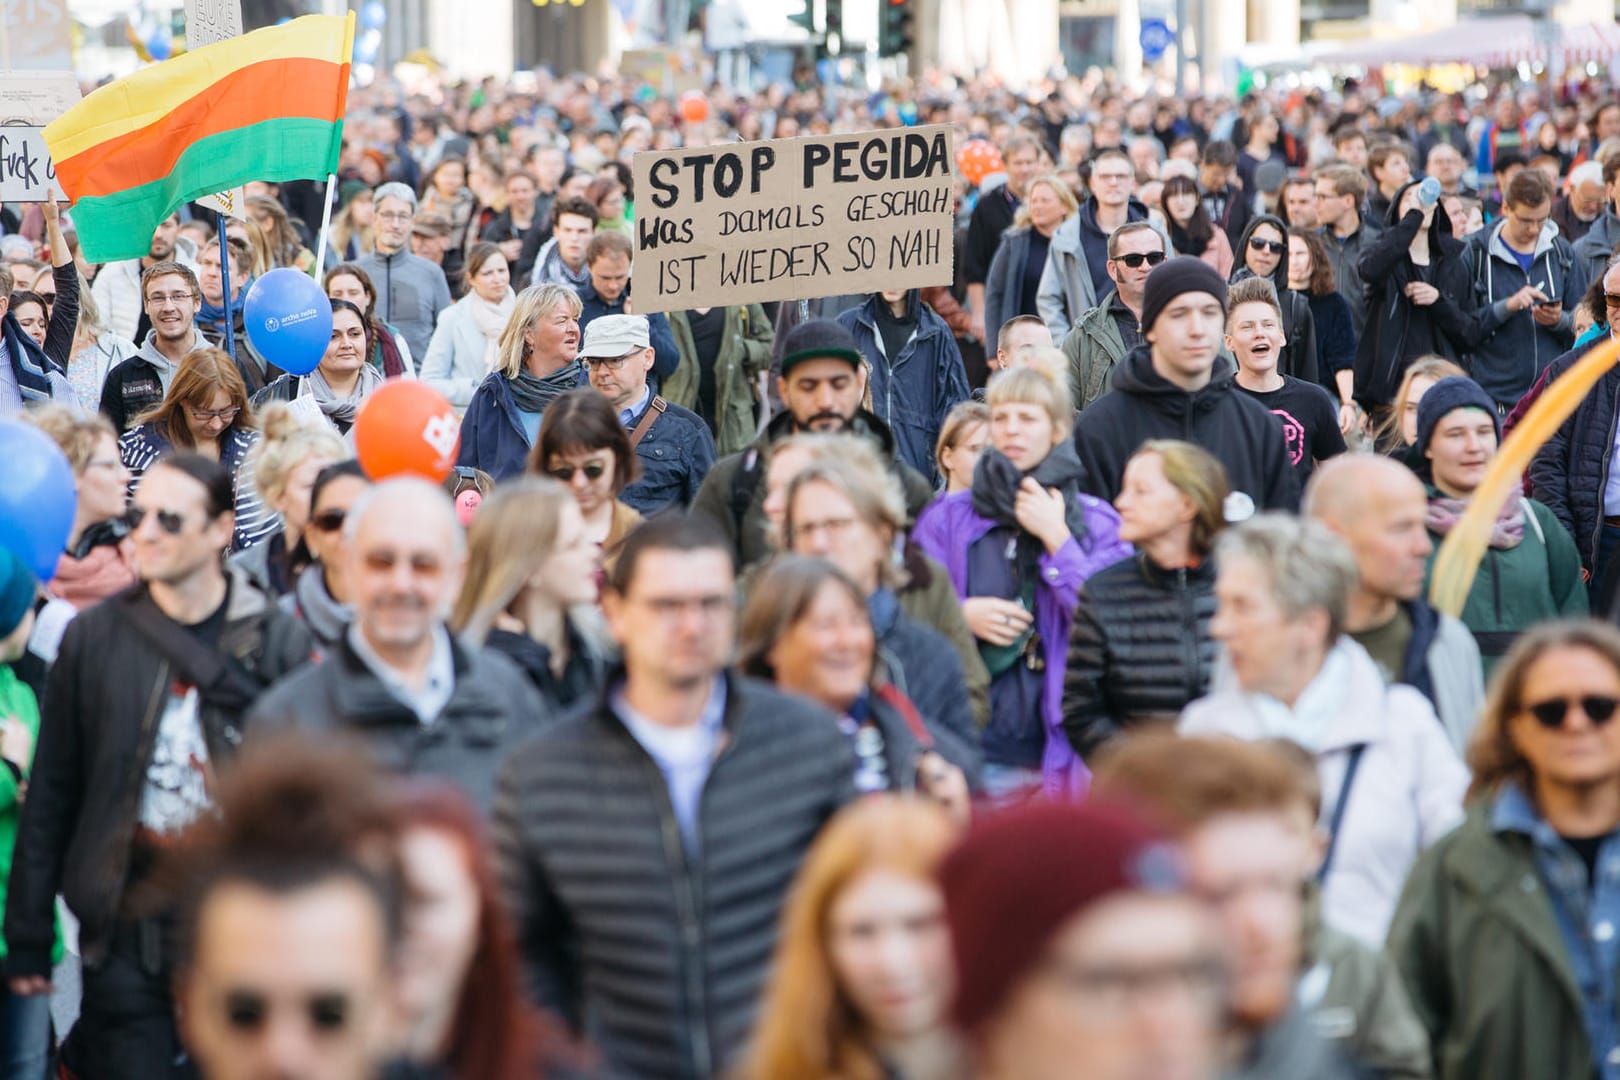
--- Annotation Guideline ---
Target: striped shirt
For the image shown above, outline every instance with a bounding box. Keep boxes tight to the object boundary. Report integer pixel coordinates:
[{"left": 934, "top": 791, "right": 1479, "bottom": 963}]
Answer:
[{"left": 119, "top": 423, "right": 278, "bottom": 552}]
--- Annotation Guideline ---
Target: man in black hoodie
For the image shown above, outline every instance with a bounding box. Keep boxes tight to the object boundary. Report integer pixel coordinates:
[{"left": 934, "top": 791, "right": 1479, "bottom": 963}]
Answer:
[{"left": 1073, "top": 257, "right": 1299, "bottom": 512}]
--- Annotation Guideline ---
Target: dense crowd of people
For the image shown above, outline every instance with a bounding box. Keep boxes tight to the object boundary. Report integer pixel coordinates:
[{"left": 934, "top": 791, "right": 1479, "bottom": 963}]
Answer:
[{"left": 5, "top": 58, "right": 1620, "bottom": 1080}]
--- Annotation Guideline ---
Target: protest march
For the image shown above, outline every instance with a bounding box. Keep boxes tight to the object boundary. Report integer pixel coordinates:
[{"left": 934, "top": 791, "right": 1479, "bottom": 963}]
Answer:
[{"left": 7, "top": 6, "right": 1620, "bottom": 1079}]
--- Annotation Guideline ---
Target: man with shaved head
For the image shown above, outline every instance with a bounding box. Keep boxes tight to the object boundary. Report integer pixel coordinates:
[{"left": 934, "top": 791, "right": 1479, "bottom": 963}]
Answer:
[
  {"left": 1305, "top": 454, "right": 1483, "bottom": 752},
  {"left": 246, "top": 477, "right": 546, "bottom": 810}
]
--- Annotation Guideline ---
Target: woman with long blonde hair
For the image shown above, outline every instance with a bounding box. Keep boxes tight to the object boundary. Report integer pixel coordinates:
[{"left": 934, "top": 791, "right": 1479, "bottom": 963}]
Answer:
[
  {"left": 739, "top": 795, "right": 964, "bottom": 1080},
  {"left": 451, "top": 477, "right": 611, "bottom": 710}
]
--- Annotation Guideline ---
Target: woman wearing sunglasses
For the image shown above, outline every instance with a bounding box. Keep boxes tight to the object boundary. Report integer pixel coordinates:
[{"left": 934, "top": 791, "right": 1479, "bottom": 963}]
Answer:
[
  {"left": 286, "top": 461, "right": 372, "bottom": 653},
  {"left": 1181, "top": 514, "right": 1468, "bottom": 948},
  {"left": 120, "top": 346, "right": 276, "bottom": 552},
  {"left": 1230, "top": 212, "right": 1319, "bottom": 387},
  {"left": 1160, "top": 173, "right": 1233, "bottom": 279},
  {"left": 1390, "top": 619, "right": 1620, "bottom": 1080},
  {"left": 230, "top": 404, "right": 348, "bottom": 600},
  {"left": 527, "top": 389, "right": 641, "bottom": 572},
  {"left": 1415, "top": 377, "right": 1586, "bottom": 679}
]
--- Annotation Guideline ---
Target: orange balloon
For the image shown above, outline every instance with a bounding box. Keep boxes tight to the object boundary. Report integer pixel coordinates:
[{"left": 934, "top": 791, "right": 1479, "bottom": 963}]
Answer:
[
  {"left": 956, "top": 140, "right": 1003, "bottom": 187},
  {"left": 353, "top": 381, "right": 461, "bottom": 483},
  {"left": 679, "top": 91, "right": 710, "bottom": 124}
]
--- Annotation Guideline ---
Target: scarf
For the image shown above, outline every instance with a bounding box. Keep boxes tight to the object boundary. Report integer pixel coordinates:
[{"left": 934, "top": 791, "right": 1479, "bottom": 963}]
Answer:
[
  {"left": 1427, "top": 487, "right": 1526, "bottom": 550},
  {"left": 468, "top": 289, "right": 516, "bottom": 372},
  {"left": 306, "top": 362, "right": 384, "bottom": 429},
  {"left": 196, "top": 281, "right": 250, "bottom": 335},
  {"left": 509, "top": 361, "right": 581, "bottom": 414},
  {"left": 971, "top": 442, "right": 1094, "bottom": 562}
]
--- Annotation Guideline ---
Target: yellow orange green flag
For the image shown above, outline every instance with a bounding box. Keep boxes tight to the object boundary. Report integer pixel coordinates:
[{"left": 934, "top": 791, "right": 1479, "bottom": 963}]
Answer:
[{"left": 44, "top": 13, "right": 355, "bottom": 262}]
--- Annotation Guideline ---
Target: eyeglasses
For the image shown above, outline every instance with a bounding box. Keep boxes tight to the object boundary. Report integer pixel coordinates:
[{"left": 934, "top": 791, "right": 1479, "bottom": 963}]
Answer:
[
  {"left": 1112, "top": 251, "right": 1166, "bottom": 269},
  {"left": 1603, "top": 292, "right": 1620, "bottom": 311},
  {"left": 145, "top": 291, "right": 196, "bottom": 306},
  {"left": 377, "top": 211, "right": 413, "bottom": 223},
  {"left": 188, "top": 406, "right": 241, "bottom": 423},
  {"left": 1248, "top": 238, "right": 1288, "bottom": 255},
  {"left": 128, "top": 506, "right": 190, "bottom": 535},
  {"left": 1092, "top": 171, "right": 1134, "bottom": 184},
  {"left": 583, "top": 352, "right": 640, "bottom": 370},
  {"left": 1525, "top": 695, "right": 1620, "bottom": 729},
  {"left": 310, "top": 508, "right": 347, "bottom": 533},
  {"left": 85, "top": 458, "right": 123, "bottom": 473},
  {"left": 791, "top": 515, "right": 860, "bottom": 544},
  {"left": 549, "top": 461, "right": 607, "bottom": 483},
  {"left": 223, "top": 989, "right": 351, "bottom": 1034}
]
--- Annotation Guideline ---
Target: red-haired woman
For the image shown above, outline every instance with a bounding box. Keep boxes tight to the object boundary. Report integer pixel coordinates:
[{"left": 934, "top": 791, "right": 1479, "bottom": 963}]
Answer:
[{"left": 394, "top": 781, "right": 549, "bottom": 1079}]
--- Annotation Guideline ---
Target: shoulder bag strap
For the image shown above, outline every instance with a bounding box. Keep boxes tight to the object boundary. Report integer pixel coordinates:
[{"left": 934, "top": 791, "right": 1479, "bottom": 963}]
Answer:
[
  {"left": 628, "top": 395, "right": 667, "bottom": 449},
  {"left": 1317, "top": 743, "right": 1367, "bottom": 884}
]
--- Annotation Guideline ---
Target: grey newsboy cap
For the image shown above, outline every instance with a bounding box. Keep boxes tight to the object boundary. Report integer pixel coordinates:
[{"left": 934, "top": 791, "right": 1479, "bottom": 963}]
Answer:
[{"left": 578, "top": 314, "right": 651, "bottom": 358}]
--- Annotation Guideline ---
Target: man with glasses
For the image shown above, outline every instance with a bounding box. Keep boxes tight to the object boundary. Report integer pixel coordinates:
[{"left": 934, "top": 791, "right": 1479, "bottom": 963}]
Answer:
[
  {"left": 1039, "top": 148, "right": 1150, "bottom": 341},
  {"left": 353, "top": 182, "right": 452, "bottom": 360},
  {"left": 1454, "top": 169, "right": 1587, "bottom": 413},
  {"left": 91, "top": 211, "right": 189, "bottom": 344},
  {"left": 246, "top": 478, "right": 544, "bottom": 812},
  {"left": 582, "top": 314, "right": 715, "bottom": 514},
  {"left": 1313, "top": 165, "right": 1379, "bottom": 338},
  {"left": 5, "top": 454, "right": 312, "bottom": 1078},
  {"left": 99, "top": 261, "right": 207, "bottom": 433},
  {"left": 1531, "top": 258, "right": 1620, "bottom": 594},
  {"left": 1061, "top": 221, "right": 1169, "bottom": 411},
  {"left": 494, "top": 514, "right": 854, "bottom": 1080}
]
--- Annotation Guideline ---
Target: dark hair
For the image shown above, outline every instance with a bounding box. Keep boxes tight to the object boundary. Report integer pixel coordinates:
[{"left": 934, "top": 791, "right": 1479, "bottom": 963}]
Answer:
[
  {"left": 325, "top": 262, "right": 379, "bottom": 319},
  {"left": 329, "top": 297, "right": 374, "bottom": 361},
  {"left": 310, "top": 459, "right": 370, "bottom": 518},
  {"left": 1493, "top": 148, "right": 1527, "bottom": 176},
  {"left": 1288, "top": 227, "right": 1337, "bottom": 296},
  {"left": 607, "top": 512, "right": 734, "bottom": 595},
  {"left": 586, "top": 231, "right": 633, "bottom": 265},
  {"left": 1200, "top": 139, "right": 1236, "bottom": 168},
  {"left": 397, "top": 783, "right": 542, "bottom": 1079},
  {"left": 8, "top": 290, "right": 45, "bottom": 319},
  {"left": 551, "top": 195, "right": 600, "bottom": 227},
  {"left": 1161, "top": 174, "right": 1214, "bottom": 255},
  {"left": 152, "top": 452, "right": 236, "bottom": 519},
  {"left": 600, "top": 160, "right": 634, "bottom": 202},
  {"left": 528, "top": 388, "right": 639, "bottom": 493},
  {"left": 1603, "top": 153, "right": 1620, "bottom": 189},
  {"left": 1506, "top": 168, "right": 1553, "bottom": 210},
  {"left": 1367, "top": 141, "right": 1412, "bottom": 175},
  {"left": 1581, "top": 275, "right": 1608, "bottom": 331}
]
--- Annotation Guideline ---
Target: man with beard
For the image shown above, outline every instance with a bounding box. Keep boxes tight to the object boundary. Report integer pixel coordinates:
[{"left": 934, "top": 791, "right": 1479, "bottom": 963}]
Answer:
[
  {"left": 91, "top": 213, "right": 192, "bottom": 344},
  {"left": 692, "top": 319, "right": 934, "bottom": 569}
]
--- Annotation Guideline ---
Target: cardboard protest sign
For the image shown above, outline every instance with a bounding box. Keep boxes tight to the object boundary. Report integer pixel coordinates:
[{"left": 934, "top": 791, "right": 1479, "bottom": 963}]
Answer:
[
  {"left": 630, "top": 125, "right": 956, "bottom": 314},
  {"left": 2, "top": 0, "right": 74, "bottom": 71},
  {"left": 0, "top": 71, "right": 79, "bottom": 201},
  {"left": 187, "top": 0, "right": 248, "bottom": 220}
]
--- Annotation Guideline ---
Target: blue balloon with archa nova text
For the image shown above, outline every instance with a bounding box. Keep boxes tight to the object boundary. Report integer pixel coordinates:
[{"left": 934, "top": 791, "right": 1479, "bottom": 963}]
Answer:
[
  {"left": 245, "top": 268, "right": 334, "bottom": 377},
  {"left": 0, "top": 420, "right": 77, "bottom": 581}
]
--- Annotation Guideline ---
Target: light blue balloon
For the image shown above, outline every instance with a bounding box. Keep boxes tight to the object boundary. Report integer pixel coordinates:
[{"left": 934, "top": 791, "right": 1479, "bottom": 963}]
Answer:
[
  {"left": 147, "top": 28, "right": 172, "bottom": 61},
  {"left": 245, "top": 268, "right": 335, "bottom": 377},
  {"left": 360, "top": 0, "right": 387, "bottom": 30},
  {"left": 0, "top": 420, "right": 77, "bottom": 581}
]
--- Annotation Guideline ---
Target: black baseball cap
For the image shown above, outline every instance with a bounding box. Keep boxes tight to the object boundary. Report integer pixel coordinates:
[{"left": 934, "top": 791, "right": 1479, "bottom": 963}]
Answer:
[{"left": 780, "top": 318, "right": 863, "bottom": 375}]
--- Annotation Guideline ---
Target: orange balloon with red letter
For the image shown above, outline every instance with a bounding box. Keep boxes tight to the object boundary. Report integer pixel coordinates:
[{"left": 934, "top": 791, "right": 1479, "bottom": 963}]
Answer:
[
  {"left": 353, "top": 381, "right": 461, "bottom": 482},
  {"left": 679, "top": 91, "right": 710, "bottom": 124}
]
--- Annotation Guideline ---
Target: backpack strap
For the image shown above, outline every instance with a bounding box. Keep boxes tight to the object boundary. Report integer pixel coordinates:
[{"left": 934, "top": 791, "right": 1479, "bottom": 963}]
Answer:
[
  {"left": 628, "top": 395, "right": 667, "bottom": 449},
  {"left": 875, "top": 683, "right": 935, "bottom": 748},
  {"left": 1317, "top": 744, "right": 1367, "bottom": 884}
]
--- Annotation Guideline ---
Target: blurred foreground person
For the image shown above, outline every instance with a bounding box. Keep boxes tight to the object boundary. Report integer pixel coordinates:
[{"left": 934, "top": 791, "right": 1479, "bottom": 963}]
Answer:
[
  {"left": 740, "top": 795, "right": 964, "bottom": 1080},
  {"left": 939, "top": 798, "right": 1226, "bottom": 1080}
]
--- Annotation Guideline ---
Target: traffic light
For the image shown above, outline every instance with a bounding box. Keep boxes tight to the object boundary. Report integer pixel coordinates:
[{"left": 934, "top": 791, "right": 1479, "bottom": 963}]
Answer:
[
  {"left": 879, "top": 0, "right": 913, "bottom": 58},
  {"left": 825, "top": 0, "right": 843, "bottom": 55}
]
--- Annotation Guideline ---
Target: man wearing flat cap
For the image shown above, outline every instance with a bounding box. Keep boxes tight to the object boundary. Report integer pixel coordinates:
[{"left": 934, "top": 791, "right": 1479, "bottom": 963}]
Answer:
[{"left": 582, "top": 314, "right": 716, "bottom": 514}]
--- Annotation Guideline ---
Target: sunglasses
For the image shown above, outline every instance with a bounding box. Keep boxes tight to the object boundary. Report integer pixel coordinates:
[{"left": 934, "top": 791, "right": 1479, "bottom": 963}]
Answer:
[
  {"left": 1603, "top": 292, "right": 1620, "bottom": 309},
  {"left": 1112, "top": 251, "right": 1166, "bottom": 269},
  {"left": 310, "top": 508, "right": 347, "bottom": 533},
  {"left": 1525, "top": 695, "right": 1619, "bottom": 729},
  {"left": 128, "top": 506, "right": 190, "bottom": 535},
  {"left": 1248, "top": 238, "right": 1288, "bottom": 255},
  {"left": 549, "top": 461, "right": 607, "bottom": 483},
  {"left": 224, "top": 989, "right": 350, "bottom": 1034}
]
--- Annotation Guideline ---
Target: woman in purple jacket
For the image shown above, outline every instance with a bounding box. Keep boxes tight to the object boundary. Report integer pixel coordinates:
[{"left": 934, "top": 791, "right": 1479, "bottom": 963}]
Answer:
[{"left": 913, "top": 365, "right": 1130, "bottom": 803}]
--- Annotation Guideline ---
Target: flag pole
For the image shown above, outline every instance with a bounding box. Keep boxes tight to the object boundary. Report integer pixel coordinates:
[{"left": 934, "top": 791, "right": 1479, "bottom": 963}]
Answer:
[
  {"left": 313, "top": 172, "right": 338, "bottom": 278},
  {"left": 217, "top": 211, "right": 237, "bottom": 362}
]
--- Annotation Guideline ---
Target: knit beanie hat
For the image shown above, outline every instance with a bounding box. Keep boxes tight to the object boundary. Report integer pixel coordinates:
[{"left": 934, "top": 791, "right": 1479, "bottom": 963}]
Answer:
[
  {"left": 780, "top": 318, "right": 863, "bottom": 376},
  {"left": 939, "top": 798, "right": 1184, "bottom": 1035},
  {"left": 1140, "top": 256, "right": 1229, "bottom": 334},
  {"left": 1415, "top": 376, "right": 1500, "bottom": 459},
  {"left": 0, "top": 547, "right": 37, "bottom": 642}
]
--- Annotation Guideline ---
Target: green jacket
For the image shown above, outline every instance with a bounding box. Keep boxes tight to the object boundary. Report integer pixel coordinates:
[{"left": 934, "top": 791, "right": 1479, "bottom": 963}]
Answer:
[
  {"left": 1388, "top": 799, "right": 1590, "bottom": 1080},
  {"left": 0, "top": 662, "right": 59, "bottom": 965},
  {"left": 1061, "top": 291, "right": 1129, "bottom": 413},
  {"left": 1421, "top": 494, "right": 1588, "bottom": 678},
  {"left": 665, "top": 305, "right": 775, "bottom": 457}
]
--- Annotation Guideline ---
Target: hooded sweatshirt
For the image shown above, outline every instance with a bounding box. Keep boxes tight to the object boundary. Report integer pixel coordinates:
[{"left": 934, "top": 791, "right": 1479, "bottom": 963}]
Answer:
[{"left": 1231, "top": 213, "right": 1321, "bottom": 388}]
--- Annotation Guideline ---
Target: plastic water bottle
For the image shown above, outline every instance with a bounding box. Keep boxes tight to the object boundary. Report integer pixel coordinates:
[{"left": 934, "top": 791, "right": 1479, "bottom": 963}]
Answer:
[{"left": 1417, "top": 176, "right": 1442, "bottom": 208}]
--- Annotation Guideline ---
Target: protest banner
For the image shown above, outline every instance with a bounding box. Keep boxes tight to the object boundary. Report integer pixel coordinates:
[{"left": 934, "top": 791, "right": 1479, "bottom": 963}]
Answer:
[
  {"left": 630, "top": 124, "right": 957, "bottom": 314},
  {"left": 0, "top": 71, "right": 79, "bottom": 201},
  {"left": 187, "top": 0, "right": 248, "bottom": 221}
]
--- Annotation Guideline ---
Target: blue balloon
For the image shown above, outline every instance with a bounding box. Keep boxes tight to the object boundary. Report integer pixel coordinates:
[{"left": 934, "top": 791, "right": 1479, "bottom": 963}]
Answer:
[
  {"left": 0, "top": 420, "right": 77, "bottom": 581},
  {"left": 245, "top": 268, "right": 334, "bottom": 377},
  {"left": 360, "top": 0, "right": 387, "bottom": 30},
  {"left": 147, "top": 28, "right": 172, "bottom": 61}
]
